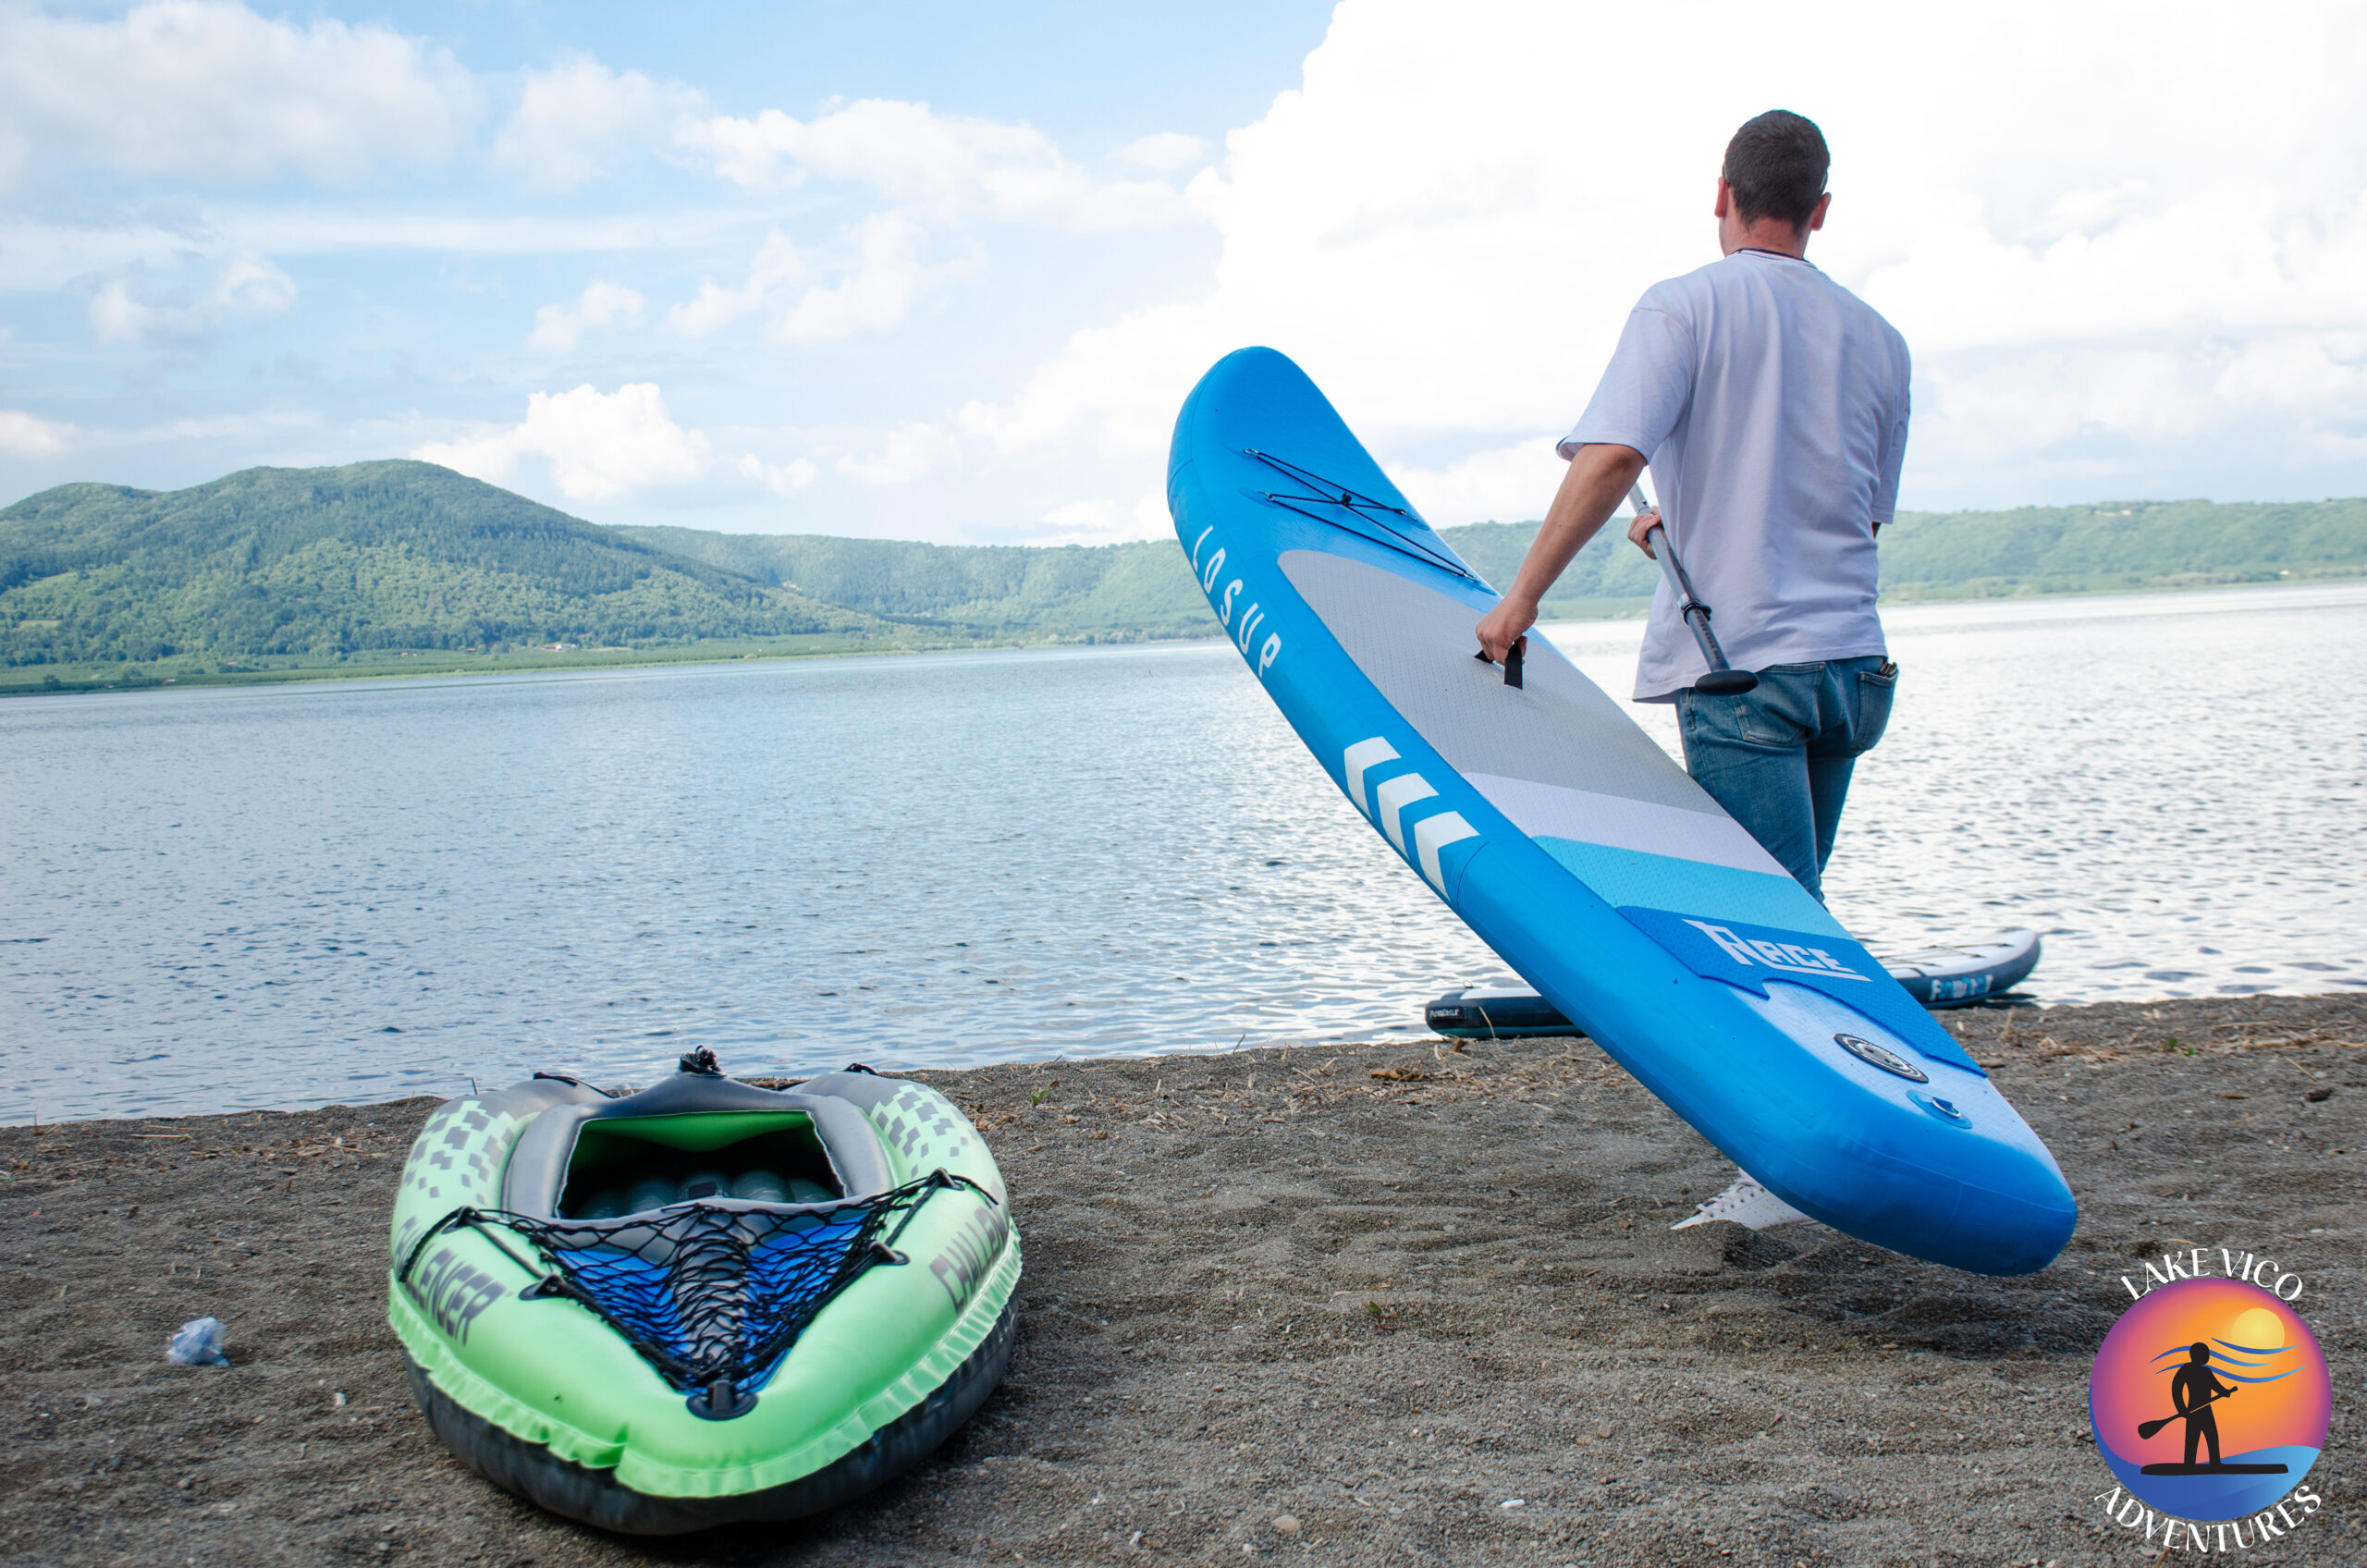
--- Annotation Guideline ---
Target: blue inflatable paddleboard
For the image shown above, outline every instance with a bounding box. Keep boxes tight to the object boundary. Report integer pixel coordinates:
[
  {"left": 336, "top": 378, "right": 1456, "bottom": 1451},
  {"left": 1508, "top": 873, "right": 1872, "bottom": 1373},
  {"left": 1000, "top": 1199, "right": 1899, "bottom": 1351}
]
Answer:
[{"left": 1168, "top": 348, "right": 2075, "bottom": 1276}]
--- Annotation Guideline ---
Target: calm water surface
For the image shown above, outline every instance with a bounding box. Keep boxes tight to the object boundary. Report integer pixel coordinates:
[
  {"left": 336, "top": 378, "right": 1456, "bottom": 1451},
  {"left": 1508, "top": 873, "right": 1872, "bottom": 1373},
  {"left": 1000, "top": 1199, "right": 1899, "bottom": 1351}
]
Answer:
[{"left": 4, "top": 582, "right": 2362, "bottom": 1121}]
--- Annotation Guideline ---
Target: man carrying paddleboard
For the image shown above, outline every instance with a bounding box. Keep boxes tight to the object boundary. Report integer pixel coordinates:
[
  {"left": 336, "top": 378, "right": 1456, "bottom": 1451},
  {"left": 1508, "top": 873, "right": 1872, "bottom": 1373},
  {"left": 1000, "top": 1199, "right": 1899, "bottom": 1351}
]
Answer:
[{"left": 1475, "top": 109, "right": 1908, "bottom": 904}]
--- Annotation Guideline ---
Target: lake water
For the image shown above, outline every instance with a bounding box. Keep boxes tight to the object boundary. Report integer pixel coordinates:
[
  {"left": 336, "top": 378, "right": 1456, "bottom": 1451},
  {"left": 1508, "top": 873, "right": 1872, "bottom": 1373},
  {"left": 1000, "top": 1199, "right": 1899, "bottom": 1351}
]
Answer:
[{"left": 5, "top": 582, "right": 2363, "bottom": 1122}]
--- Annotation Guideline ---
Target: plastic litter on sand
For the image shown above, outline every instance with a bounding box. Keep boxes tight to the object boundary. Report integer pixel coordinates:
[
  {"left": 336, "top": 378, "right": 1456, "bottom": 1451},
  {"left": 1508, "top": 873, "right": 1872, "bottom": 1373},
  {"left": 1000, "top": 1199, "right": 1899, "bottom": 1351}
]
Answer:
[
  {"left": 1671, "top": 1173, "right": 1811, "bottom": 1232},
  {"left": 166, "top": 1317, "right": 227, "bottom": 1366}
]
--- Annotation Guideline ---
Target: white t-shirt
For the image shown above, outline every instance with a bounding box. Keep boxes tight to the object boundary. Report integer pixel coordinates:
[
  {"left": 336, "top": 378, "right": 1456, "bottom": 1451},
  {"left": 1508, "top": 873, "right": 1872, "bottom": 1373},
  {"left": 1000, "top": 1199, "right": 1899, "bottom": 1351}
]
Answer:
[{"left": 1562, "top": 249, "right": 1910, "bottom": 702}]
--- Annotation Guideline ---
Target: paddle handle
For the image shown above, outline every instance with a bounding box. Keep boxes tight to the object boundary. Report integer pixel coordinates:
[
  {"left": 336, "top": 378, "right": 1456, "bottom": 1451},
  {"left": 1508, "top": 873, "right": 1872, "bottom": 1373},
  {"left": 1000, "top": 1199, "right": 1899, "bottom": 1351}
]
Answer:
[
  {"left": 1631, "top": 484, "right": 1756, "bottom": 696},
  {"left": 2137, "top": 1386, "right": 2235, "bottom": 1440}
]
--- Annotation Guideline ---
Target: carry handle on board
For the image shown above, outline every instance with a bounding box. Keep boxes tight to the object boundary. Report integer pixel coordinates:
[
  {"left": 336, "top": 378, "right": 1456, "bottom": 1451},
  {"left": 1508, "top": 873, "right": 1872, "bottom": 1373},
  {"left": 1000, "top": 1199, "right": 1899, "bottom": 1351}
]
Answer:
[
  {"left": 1632, "top": 484, "right": 1757, "bottom": 696},
  {"left": 1473, "top": 636, "right": 1525, "bottom": 688}
]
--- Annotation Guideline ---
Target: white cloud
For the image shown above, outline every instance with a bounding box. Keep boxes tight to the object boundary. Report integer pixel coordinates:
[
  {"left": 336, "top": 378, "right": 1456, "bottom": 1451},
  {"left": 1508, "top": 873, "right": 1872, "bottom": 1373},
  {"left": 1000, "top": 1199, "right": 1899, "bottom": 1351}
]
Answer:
[
  {"left": 2214, "top": 333, "right": 2366, "bottom": 411},
  {"left": 413, "top": 383, "right": 712, "bottom": 502},
  {"left": 738, "top": 453, "right": 817, "bottom": 495},
  {"left": 1031, "top": 496, "right": 1125, "bottom": 545},
  {"left": 677, "top": 97, "right": 1192, "bottom": 229},
  {"left": 836, "top": 423, "right": 952, "bottom": 485},
  {"left": 528, "top": 280, "right": 646, "bottom": 351},
  {"left": 490, "top": 53, "right": 704, "bottom": 192},
  {"left": 211, "top": 251, "right": 298, "bottom": 315},
  {"left": 776, "top": 215, "right": 936, "bottom": 344},
  {"left": 1390, "top": 437, "right": 1568, "bottom": 527},
  {"left": 956, "top": 299, "right": 1204, "bottom": 461},
  {"left": 964, "top": 0, "right": 2367, "bottom": 518},
  {"left": 0, "top": 211, "right": 762, "bottom": 293},
  {"left": 0, "top": 219, "right": 201, "bottom": 294},
  {"left": 0, "top": 410, "right": 77, "bottom": 458},
  {"left": 1113, "top": 132, "right": 1208, "bottom": 175},
  {"left": 1023, "top": 487, "right": 1173, "bottom": 546},
  {"left": 0, "top": 1, "right": 478, "bottom": 188},
  {"left": 668, "top": 230, "right": 801, "bottom": 337},
  {"left": 88, "top": 284, "right": 164, "bottom": 347},
  {"left": 0, "top": 406, "right": 321, "bottom": 458},
  {"left": 650, "top": 95, "right": 1196, "bottom": 370},
  {"left": 89, "top": 250, "right": 298, "bottom": 345},
  {"left": 670, "top": 215, "right": 952, "bottom": 346},
  {"left": 15, "top": 1, "right": 2365, "bottom": 540},
  {"left": 121, "top": 409, "right": 321, "bottom": 447}
]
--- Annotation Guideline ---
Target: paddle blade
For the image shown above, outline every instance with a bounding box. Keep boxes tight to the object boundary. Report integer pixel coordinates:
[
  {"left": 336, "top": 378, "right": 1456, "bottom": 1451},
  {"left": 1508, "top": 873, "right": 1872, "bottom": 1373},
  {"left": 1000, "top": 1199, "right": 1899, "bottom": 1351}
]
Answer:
[{"left": 1695, "top": 668, "right": 1759, "bottom": 695}]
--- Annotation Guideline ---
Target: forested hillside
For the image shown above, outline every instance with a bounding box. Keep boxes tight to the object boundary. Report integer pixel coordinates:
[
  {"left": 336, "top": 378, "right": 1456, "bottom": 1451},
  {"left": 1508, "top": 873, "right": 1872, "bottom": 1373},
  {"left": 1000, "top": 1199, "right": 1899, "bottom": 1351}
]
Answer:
[
  {"left": 619, "top": 517, "right": 1659, "bottom": 631},
  {"left": 1876, "top": 497, "right": 2367, "bottom": 598},
  {"left": 0, "top": 462, "right": 886, "bottom": 668},
  {"left": 1441, "top": 496, "right": 2367, "bottom": 612},
  {"left": 5, "top": 457, "right": 2360, "bottom": 696},
  {"left": 617, "top": 526, "right": 1212, "bottom": 639},
  {"left": 1433, "top": 520, "right": 1661, "bottom": 615}
]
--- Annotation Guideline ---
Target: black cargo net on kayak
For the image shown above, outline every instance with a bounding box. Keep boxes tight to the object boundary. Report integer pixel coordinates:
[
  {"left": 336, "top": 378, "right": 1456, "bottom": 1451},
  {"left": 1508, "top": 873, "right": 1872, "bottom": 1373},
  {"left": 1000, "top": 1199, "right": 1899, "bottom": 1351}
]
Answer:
[
  {"left": 1243, "top": 448, "right": 1475, "bottom": 582},
  {"left": 399, "top": 1169, "right": 993, "bottom": 1420}
]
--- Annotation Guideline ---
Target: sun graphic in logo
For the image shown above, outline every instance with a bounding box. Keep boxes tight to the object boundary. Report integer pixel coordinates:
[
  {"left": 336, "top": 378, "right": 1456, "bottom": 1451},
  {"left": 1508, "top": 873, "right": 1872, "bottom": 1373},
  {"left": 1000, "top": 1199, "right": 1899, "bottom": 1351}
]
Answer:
[{"left": 2090, "top": 1277, "right": 2329, "bottom": 1522}]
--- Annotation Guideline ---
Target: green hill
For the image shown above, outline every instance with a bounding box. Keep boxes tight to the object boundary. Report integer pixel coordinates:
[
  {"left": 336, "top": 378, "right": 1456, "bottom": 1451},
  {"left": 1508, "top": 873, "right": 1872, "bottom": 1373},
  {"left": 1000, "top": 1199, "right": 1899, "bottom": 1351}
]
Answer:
[
  {"left": 6, "top": 459, "right": 2361, "bottom": 697},
  {"left": 615, "top": 526, "right": 1212, "bottom": 640},
  {"left": 1437, "top": 496, "right": 2367, "bottom": 617},
  {"left": 627, "top": 497, "right": 2367, "bottom": 633},
  {"left": 0, "top": 462, "right": 889, "bottom": 676},
  {"left": 1876, "top": 497, "right": 2367, "bottom": 599},
  {"left": 611, "top": 516, "right": 1660, "bottom": 633},
  {"left": 1430, "top": 520, "right": 1662, "bottom": 617}
]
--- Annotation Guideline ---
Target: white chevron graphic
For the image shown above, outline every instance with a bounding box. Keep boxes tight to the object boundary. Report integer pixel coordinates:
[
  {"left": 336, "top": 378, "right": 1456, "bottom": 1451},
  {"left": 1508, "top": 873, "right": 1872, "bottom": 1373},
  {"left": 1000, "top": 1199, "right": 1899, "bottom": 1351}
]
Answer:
[
  {"left": 1341, "top": 737, "right": 1398, "bottom": 819},
  {"left": 1341, "top": 737, "right": 1481, "bottom": 898},
  {"left": 1415, "top": 812, "right": 1479, "bottom": 894},
  {"left": 1375, "top": 772, "right": 1438, "bottom": 852}
]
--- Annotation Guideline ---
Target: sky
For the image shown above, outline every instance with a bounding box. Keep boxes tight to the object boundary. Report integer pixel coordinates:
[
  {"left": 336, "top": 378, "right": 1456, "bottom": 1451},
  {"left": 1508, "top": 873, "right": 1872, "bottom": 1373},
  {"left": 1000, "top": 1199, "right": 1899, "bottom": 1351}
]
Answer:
[{"left": 2, "top": 0, "right": 2363, "bottom": 545}]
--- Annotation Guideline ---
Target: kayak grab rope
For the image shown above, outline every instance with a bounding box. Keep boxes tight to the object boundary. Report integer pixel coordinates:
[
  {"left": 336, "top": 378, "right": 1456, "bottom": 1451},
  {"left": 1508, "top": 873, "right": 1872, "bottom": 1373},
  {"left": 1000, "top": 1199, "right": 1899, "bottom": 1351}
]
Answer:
[
  {"left": 1243, "top": 449, "right": 1476, "bottom": 582},
  {"left": 399, "top": 1169, "right": 998, "bottom": 1420}
]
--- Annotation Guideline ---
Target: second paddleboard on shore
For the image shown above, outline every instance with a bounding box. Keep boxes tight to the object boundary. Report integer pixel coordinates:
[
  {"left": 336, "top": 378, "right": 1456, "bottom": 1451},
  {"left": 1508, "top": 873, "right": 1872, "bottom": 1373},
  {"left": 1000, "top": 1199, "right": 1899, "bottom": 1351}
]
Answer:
[{"left": 1428, "top": 929, "right": 2043, "bottom": 1038}]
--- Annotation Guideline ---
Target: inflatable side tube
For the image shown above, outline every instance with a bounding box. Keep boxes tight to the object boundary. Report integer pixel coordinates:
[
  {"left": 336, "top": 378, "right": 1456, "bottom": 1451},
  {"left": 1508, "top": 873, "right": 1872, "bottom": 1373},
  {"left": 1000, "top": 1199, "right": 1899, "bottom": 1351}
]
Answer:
[
  {"left": 402, "top": 1301, "right": 1015, "bottom": 1536},
  {"left": 795, "top": 1068, "right": 1010, "bottom": 1208}
]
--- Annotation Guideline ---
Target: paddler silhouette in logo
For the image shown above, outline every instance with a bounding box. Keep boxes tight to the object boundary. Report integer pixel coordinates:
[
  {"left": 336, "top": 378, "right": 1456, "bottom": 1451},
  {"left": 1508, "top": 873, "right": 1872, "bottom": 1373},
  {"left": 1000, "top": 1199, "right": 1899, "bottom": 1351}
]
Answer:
[
  {"left": 2089, "top": 1276, "right": 2329, "bottom": 1521},
  {"left": 2142, "top": 1341, "right": 2265, "bottom": 1474}
]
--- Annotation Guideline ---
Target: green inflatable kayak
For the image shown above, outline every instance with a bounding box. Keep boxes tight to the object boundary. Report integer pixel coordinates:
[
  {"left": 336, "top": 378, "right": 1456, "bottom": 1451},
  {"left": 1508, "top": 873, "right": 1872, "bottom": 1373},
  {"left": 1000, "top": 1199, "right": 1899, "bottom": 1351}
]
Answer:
[{"left": 386, "top": 1051, "right": 1020, "bottom": 1534}]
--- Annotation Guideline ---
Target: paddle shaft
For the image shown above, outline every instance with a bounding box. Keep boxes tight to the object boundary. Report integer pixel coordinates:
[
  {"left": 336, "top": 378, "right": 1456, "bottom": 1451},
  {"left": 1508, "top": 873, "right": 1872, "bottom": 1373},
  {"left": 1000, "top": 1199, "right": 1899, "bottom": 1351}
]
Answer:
[
  {"left": 2138, "top": 1386, "right": 2236, "bottom": 1441},
  {"left": 1632, "top": 485, "right": 1757, "bottom": 695}
]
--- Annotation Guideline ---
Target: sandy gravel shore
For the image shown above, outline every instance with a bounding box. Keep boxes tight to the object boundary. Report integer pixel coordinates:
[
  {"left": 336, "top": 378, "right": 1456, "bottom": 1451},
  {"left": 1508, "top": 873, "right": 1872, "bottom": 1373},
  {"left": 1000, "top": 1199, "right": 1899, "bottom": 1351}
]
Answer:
[{"left": 4, "top": 994, "right": 2361, "bottom": 1567}]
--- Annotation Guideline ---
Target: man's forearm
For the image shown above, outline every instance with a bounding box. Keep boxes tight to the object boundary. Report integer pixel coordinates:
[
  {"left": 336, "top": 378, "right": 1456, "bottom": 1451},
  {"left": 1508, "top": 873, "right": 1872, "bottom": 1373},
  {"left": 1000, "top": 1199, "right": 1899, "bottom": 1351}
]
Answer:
[
  {"left": 1472, "top": 443, "right": 1646, "bottom": 662},
  {"left": 1503, "top": 444, "right": 1647, "bottom": 609}
]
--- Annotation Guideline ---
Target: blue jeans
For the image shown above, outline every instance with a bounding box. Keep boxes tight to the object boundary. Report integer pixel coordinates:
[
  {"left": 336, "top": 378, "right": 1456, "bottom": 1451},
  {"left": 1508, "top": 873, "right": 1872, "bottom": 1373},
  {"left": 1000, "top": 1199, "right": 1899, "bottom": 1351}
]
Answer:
[{"left": 1674, "top": 655, "right": 1896, "bottom": 904}]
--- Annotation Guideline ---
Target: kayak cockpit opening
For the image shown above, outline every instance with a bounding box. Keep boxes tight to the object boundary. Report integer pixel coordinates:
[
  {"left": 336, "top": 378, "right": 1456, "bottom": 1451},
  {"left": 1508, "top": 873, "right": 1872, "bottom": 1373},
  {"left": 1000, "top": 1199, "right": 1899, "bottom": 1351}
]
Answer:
[
  {"left": 497, "top": 1071, "right": 898, "bottom": 1220},
  {"left": 560, "top": 1111, "right": 843, "bottom": 1219}
]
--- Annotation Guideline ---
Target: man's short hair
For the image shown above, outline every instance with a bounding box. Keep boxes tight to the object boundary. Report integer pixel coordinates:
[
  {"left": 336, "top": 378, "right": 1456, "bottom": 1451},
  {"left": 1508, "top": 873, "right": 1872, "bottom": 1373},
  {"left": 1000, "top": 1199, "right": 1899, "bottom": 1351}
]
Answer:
[{"left": 1722, "top": 111, "right": 1829, "bottom": 231}]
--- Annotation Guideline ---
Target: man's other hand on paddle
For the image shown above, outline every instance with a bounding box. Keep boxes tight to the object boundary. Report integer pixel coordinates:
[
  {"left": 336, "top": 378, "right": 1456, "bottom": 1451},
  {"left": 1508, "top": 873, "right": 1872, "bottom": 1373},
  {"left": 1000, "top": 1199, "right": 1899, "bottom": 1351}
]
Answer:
[
  {"left": 1474, "top": 441, "right": 1647, "bottom": 664},
  {"left": 1626, "top": 505, "right": 1662, "bottom": 559}
]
